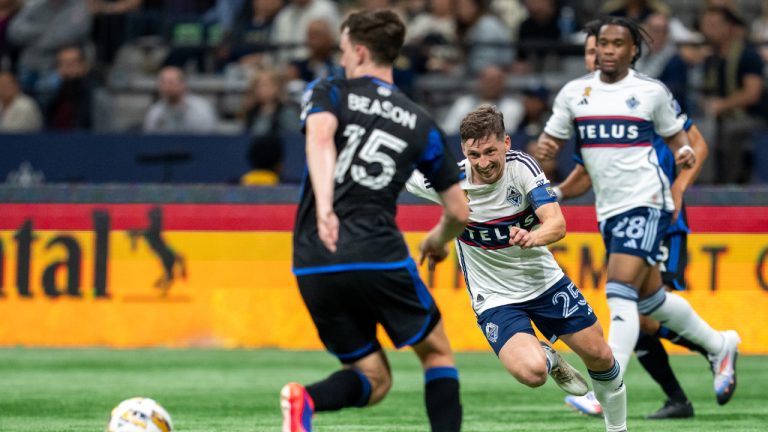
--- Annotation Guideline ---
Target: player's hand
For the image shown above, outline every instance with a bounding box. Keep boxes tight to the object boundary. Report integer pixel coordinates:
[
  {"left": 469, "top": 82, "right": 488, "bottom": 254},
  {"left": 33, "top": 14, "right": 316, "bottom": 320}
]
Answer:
[
  {"left": 316, "top": 210, "right": 339, "bottom": 253},
  {"left": 671, "top": 184, "right": 684, "bottom": 221},
  {"left": 533, "top": 136, "right": 559, "bottom": 161},
  {"left": 509, "top": 226, "right": 535, "bottom": 249},
  {"left": 675, "top": 145, "right": 696, "bottom": 169},
  {"left": 418, "top": 237, "right": 450, "bottom": 272}
]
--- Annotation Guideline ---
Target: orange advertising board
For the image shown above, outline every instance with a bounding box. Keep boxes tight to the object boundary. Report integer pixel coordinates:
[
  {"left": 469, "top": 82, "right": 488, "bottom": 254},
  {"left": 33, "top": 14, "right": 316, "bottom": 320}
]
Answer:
[{"left": 0, "top": 204, "right": 766, "bottom": 353}]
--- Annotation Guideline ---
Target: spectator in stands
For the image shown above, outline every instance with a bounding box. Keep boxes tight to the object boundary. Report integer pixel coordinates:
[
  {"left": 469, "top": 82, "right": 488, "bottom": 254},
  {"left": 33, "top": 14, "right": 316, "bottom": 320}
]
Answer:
[
  {"left": 285, "top": 19, "right": 342, "bottom": 86},
  {"left": 90, "top": 0, "right": 144, "bottom": 67},
  {"left": 441, "top": 64, "right": 522, "bottom": 135},
  {"left": 0, "top": 0, "right": 20, "bottom": 72},
  {"left": 270, "top": 0, "right": 340, "bottom": 64},
  {"left": 752, "top": 0, "right": 768, "bottom": 61},
  {"left": 635, "top": 13, "right": 690, "bottom": 112},
  {"left": 7, "top": 0, "right": 91, "bottom": 93},
  {"left": 45, "top": 46, "right": 97, "bottom": 131},
  {"left": 602, "top": 0, "right": 698, "bottom": 43},
  {"left": 406, "top": 0, "right": 460, "bottom": 75},
  {"left": 518, "top": 84, "right": 558, "bottom": 180},
  {"left": 242, "top": 68, "right": 300, "bottom": 136},
  {"left": 223, "top": 0, "right": 283, "bottom": 66},
  {"left": 700, "top": 6, "right": 768, "bottom": 183},
  {"left": 143, "top": 66, "right": 219, "bottom": 134},
  {"left": 517, "top": 84, "right": 550, "bottom": 140},
  {"left": 0, "top": 70, "right": 42, "bottom": 132},
  {"left": 455, "top": 0, "right": 513, "bottom": 76},
  {"left": 514, "top": 0, "right": 561, "bottom": 73},
  {"left": 240, "top": 133, "right": 283, "bottom": 185}
]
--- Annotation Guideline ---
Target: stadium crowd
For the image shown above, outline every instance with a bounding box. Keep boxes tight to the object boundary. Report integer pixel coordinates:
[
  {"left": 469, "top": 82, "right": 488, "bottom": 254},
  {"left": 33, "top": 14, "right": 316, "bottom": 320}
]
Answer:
[{"left": 0, "top": 0, "right": 767, "bottom": 184}]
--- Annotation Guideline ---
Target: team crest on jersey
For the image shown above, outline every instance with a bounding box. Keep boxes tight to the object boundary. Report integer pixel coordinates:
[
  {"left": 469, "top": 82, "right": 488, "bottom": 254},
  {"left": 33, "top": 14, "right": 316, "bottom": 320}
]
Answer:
[
  {"left": 506, "top": 186, "right": 522, "bottom": 206},
  {"left": 485, "top": 322, "right": 499, "bottom": 343},
  {"left": 625, "top": 96, "right": 640, "bottom": 110},
  {"left": 377, "top": 86, "right": 392, "bottom": 97}
]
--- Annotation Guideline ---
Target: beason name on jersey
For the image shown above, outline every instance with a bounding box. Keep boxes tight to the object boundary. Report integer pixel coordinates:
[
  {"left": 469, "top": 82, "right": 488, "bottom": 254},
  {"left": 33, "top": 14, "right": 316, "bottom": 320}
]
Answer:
[
  {"left": 293, "top": 77, "right": 461, "bottom": 273},
  {"left": 406, "top": 150, "right": 563, "bottom": 315},
  {"left": 544, "top": 69, "right": 686, "bottom": 222}
]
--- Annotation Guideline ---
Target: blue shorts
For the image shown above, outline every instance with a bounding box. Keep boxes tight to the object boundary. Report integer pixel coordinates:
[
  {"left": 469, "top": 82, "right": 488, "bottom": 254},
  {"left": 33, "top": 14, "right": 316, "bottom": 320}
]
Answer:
[
  {"left": 659, "top": 231, "right": 688, "bottom": 290},
  {"left": 599, "top": 207, "right": 672, "bottom": 265},
  {"left": 476, "top": 276, "right": 597, "bottom": 355}
]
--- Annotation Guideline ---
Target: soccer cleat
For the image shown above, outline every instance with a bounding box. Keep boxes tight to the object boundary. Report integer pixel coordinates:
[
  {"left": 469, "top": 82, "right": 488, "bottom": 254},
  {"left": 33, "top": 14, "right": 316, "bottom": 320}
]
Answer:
[
  {"left": 646, "top": 399, "right": 694, "bottom": 419},
  {"left": 541, "top": 342, "right": 589, "bottom": 396},
  {"left": 281, "top": 382, "right": 314, "bottom": 432},
  {"left": 565, "top": 391, "right": 603, "bottom": 417},
  {"left": 709, "top": 330, "right": 740, "bottom": 405}
]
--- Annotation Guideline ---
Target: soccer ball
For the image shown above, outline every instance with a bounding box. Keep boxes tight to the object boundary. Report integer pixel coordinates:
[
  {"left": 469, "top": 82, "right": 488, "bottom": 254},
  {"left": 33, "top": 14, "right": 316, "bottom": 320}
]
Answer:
[{"left": 106, "top": 397, "right": 173, "bottom": 432}]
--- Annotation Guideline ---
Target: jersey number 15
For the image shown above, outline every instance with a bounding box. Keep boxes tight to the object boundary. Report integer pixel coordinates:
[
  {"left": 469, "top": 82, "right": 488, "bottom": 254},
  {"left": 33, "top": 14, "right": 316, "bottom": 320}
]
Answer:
[{"left": 335, "top": 124, "right": 408, "bottom": 190}]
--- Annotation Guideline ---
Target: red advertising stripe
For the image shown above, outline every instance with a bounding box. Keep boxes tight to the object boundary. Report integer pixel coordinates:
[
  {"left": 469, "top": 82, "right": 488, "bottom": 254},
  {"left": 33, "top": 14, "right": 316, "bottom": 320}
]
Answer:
[
  {"left": 0, "top": 204, "right": 765, "bottom": 233},
  {"left": 0, "top": 204, "right": 296, "bottom": 231}
]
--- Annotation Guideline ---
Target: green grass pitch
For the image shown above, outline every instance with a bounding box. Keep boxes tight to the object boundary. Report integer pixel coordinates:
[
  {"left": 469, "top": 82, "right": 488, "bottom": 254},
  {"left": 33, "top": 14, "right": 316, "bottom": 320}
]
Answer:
[{"left": 0, "top": 349, "right": 765, "bottom": 431}]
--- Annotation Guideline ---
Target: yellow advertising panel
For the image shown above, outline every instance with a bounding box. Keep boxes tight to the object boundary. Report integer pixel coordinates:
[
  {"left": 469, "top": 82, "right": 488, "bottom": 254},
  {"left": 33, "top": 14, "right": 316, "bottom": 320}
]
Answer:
[{"left": 0, "top": 219, "right": 766, "bottom": 352}]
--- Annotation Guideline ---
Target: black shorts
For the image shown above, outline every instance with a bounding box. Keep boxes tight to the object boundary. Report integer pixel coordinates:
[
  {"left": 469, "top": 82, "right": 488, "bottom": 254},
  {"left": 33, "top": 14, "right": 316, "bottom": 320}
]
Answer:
[
  {"left": 659, "top": 232, "right": 688, "bottom": 290},
  {"left": 297, "top": 258, "right": 441, "bottom": 363}
]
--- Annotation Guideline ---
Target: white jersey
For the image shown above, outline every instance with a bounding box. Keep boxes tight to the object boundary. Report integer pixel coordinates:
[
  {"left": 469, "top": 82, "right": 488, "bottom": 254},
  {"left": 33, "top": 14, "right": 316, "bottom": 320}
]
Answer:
[
  {"left": 544, "top": 69, "right": 686, "bottom": 221},
  {"left": 406, "top": 150, "right": 564, "bottom": 315}
]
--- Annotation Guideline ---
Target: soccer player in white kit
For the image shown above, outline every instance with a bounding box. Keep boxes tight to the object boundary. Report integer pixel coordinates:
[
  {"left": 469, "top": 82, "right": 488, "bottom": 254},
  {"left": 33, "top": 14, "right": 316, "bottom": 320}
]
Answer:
[
  {"left": 535, "top": 17, "right": 740, "bottom": 420},
  {"left": 408, "top": 105, "right": 628, "bottom": 432}
]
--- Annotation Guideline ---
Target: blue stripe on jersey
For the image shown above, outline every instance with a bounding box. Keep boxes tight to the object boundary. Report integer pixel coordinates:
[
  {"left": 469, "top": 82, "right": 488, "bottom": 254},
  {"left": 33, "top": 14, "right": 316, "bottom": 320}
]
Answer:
[
  {"left": 528, "top": 184, "right": 558, "bottom": 210},
  {"left": 293, "top": 257, "right": 412, "bottom": 276},
  {"left": 574, "top": 116, "right": 655, "bottom": 148},
  {"left": 667, "top": 234, "right": 681, "bottom": 273},
  {"left": 416, "top": 128, "right": 445, "bottom": 182},
  {"left": 458, "top": 207, "right": 540, "bottom": 249},
  {"left": 328, "top": 84, "right": 339, "bottom": 109},
  {"left": 652, "top": 119, "right": 693, "bottom": 233},
  {"left": 405, "top": 258, "right": 433, "bottom": 310}
]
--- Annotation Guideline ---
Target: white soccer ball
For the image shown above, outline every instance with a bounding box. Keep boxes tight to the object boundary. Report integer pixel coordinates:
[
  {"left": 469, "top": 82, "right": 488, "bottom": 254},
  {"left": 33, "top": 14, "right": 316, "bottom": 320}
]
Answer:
[{"left": 106, "top": 397, "right": 174, "bottom": 432}]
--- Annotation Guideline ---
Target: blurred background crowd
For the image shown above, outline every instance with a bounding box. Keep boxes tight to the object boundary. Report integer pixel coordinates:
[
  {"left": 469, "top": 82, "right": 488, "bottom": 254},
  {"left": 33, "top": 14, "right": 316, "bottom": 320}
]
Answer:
[{"left": 0, "top": 0, "right": 767, "bottom": 185}]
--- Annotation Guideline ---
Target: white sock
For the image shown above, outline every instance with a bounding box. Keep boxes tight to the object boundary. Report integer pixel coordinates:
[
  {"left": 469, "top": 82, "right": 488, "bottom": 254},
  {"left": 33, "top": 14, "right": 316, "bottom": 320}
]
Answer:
[
  {"left": 606, "top": 295, "right": 639, "bottom": 375},
  {"left": 644, "top": 290, "right": 724, "bottom": 354},
  {"left": 590, "top": 360, "right": 627, "bottom": 432}
]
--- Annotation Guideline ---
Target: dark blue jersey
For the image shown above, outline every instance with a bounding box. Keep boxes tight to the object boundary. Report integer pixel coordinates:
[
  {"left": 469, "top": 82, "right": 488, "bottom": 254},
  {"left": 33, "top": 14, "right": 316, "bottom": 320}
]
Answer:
[
  {"left": 293, "top": 76, "right": 462, "bottom": 273},
  {"left": 652, "top": 117, "right": 693, "bottom": 234}
]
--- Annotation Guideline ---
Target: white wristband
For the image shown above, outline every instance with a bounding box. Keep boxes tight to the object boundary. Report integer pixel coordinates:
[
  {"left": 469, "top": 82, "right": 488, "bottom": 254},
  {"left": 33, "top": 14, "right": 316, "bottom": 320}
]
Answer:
[
  {"left": 677, "top": 144, "right": 694, "bottom": 155},
  {"left": 552, "top": 186, "right": 563, "bottom": 202}
]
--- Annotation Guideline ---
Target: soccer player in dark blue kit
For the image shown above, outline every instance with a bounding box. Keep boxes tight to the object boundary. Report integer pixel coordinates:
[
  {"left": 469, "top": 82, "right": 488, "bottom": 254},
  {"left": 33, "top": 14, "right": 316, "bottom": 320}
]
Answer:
[{"left": 281, "top": 9, "right": 469, "bottom": 432}]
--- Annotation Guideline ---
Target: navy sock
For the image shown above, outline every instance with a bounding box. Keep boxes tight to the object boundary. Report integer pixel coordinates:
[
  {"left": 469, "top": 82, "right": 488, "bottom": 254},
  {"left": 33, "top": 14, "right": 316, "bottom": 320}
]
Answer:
[
  {"left": 306, "top": 369, "right": 371, "bottom": 412},
  {"left": 635, "top": 332, "right": 688, "bottom": 403},
  {"left": 424, "top": 367, "right": 461, "bottom": 432},
  {"left": 657, "top": 325, "right": 709, "bottom": 358}
]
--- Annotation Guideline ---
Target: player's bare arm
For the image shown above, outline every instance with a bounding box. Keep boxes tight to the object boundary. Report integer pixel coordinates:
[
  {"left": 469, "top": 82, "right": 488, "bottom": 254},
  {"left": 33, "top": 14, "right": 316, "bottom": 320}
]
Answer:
[
  {"left": 305, "top": 111, "right": 340, "bottom": 252},
  {"left": 555, "top": 165, "right": 592, "bottom": 201},
  {"left": 663, "top": 129, "right": 696, "bottom": 170},
  {"left": 509, "top": 202, "right": 566, "bottom": 249},
  {"left": 670, "top": 125, "right": 709, "bottom": 219},
  {"left": 419, "top": 184, "right": 469, "bottom": 271},
  {"left": 534, "top": 132, "right": 566, "bottom": 161}
]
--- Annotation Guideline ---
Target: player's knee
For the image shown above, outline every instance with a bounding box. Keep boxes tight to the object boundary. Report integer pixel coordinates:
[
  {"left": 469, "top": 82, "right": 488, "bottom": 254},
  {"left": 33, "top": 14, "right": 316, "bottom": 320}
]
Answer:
[
  {"left": 508, "top": 360, "right": 548, "bottom": 388},
  {"left": 367, "top": 372, "right": 392, "bottom": 405},
  {"left": 514, "top": 368, "right": 548, "bottom": 388}
]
